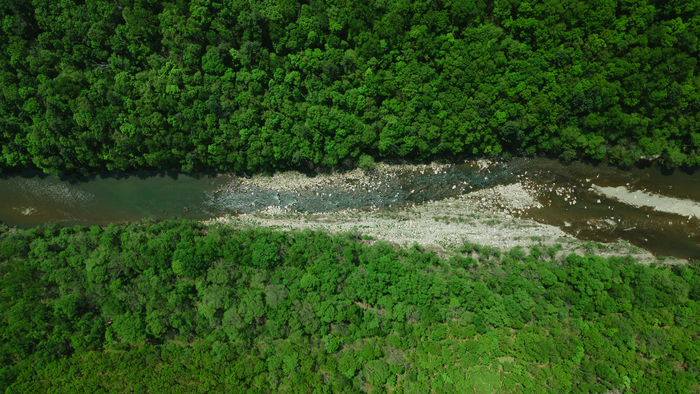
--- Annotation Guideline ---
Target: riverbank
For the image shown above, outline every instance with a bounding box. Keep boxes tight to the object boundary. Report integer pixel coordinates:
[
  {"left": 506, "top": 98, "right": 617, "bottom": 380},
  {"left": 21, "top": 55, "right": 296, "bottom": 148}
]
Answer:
[{"left": 205, "top": 161, "right": 686, "bottom": 265}]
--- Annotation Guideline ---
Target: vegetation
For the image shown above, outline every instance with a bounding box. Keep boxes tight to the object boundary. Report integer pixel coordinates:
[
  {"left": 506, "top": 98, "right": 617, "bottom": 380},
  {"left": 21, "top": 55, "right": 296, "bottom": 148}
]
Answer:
[
  {"left": 1, "top": 0, "right": 700, "bottom": 175},
  {"left": 0, "top": 221, "right": 698, "bottom": 393}
]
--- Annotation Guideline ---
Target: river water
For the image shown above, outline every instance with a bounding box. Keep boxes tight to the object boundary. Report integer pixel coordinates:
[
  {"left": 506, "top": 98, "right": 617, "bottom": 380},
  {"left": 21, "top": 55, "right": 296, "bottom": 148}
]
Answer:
[
  {"left": 513, "top": 159, "right": 700, "bottom": 261},
  {"left": 1, "top": 159, "right": 698, "bottom": 261},
  {"left": 0, "top": 170, "right": 226, "bottom": 227}
]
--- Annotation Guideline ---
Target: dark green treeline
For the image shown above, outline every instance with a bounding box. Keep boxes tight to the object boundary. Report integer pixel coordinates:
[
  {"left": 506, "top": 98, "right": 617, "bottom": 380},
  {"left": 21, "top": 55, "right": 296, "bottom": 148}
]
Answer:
[
  {"left": 1, "top": 0, "right": 699, "bottom": 174},
  {"left": 0, "top": 221, "right": 699, "bottom": 392}
]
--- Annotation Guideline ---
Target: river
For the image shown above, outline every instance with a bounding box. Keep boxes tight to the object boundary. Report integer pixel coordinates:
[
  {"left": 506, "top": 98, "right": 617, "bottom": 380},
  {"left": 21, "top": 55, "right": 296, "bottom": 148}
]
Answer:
[{"left": 1, "top": 159, "right": 698, "bottom": 261}]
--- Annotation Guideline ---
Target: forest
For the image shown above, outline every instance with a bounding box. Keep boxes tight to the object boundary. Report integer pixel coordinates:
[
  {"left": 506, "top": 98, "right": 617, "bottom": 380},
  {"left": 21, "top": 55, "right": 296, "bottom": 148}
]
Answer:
[
  {"left": 0, "top": 220, "right": 698, "bottom": 392},
  {"left": 1, "top": 0, "right": 700, "bottom": 175}
]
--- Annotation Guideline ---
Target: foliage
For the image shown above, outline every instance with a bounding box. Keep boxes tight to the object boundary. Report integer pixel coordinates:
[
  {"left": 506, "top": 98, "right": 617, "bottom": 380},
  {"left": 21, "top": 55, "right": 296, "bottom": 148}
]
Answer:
[
  {"left": 1, "top": 0, "right": 700, "bottom": 175},
  {"left": 0, "top": 221, "right": 699, "bottom": 392},
  {"left": 357, "top": 154, "right": 375, "bottom": 170}
]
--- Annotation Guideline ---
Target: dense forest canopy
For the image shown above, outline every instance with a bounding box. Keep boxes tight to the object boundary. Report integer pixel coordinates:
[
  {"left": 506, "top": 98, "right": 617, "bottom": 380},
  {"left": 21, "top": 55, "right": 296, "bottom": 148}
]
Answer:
[
  {"left": 1, "top": 0, "right": 699, "bottom": 174},
  {"left": 0, "top": 221, "right": 699, "bottom": 392}
]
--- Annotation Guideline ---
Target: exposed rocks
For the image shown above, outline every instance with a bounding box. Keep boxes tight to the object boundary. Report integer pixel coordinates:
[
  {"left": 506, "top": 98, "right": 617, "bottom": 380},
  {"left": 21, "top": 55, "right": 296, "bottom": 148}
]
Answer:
[{"left": 205, "top": 161, "right": 676, "bottom": 265}]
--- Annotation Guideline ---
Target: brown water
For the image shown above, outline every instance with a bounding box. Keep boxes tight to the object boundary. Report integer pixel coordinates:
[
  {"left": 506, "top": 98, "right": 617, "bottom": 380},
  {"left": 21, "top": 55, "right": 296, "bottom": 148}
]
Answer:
[
  {"left": 514, "top": 158, "right": 700, "bottom": 261},
  {"left": 1, "top": 159, "right": 699, "bottom": 261}
]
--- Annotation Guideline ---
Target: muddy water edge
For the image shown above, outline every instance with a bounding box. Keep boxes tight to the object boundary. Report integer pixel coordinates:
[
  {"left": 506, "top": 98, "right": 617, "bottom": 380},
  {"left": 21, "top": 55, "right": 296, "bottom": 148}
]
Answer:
[{"left": 513, "top": 158, "right": 700, "bottom": 261}]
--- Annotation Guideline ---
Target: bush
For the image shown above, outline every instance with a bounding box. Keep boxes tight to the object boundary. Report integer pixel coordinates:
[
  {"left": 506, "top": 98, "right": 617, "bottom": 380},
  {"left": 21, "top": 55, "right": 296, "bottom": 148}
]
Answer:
[
  {"left": 509, "top": 246, "right": 526, "bottom": 260},
  {"left": 357, "top": 154, "right": 375, "bottom": 170}
]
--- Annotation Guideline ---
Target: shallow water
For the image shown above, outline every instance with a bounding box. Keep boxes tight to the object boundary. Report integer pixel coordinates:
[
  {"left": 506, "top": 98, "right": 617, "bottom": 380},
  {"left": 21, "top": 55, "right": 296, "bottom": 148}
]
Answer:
[
  {"left": 513, "top": 158, "right": 700, "bottom": 261},
  {"left": 206, "top": 163, "right": 512, "bottom": 214},
  {"left": 1, "top": 159, "right": 699, "bottom": 261},
  {"left": 0, "top": 170, "right": 225, "bottom": 227}
]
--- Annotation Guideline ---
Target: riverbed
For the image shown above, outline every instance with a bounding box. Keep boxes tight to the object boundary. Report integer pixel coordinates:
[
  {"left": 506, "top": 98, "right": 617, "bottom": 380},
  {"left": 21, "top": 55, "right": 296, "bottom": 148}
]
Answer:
[{"left": 1, "top": 158, "right": 698, "bottom": 262}]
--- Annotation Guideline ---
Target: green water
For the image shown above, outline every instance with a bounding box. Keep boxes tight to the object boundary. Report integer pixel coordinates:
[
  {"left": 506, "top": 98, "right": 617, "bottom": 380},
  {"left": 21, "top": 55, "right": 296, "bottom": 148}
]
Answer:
[{"left": 0, "top": 170, "right": 226, "bottom": 228}]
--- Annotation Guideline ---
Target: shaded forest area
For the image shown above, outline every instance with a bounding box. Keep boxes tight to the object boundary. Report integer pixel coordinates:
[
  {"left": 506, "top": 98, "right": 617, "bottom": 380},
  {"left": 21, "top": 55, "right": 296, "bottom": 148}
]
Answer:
[
  {"left": 0, "top": 221, "right": 698, "bottom": 392},
  {"left": 1, "top": 0, "right": 699, "bottom": 175}
]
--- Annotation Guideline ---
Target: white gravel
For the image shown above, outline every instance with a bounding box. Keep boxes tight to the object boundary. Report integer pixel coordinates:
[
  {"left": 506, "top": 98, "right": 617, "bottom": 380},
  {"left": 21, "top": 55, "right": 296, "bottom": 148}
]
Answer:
[
  {"left": 234, "top": 162, "right": 452, "bottom": 193},
  {"left": 205, "top": 177, "right": 668, "bottom": 264},
  {"left": 593, "top": 185, "right": 700, "bottom": 219}
]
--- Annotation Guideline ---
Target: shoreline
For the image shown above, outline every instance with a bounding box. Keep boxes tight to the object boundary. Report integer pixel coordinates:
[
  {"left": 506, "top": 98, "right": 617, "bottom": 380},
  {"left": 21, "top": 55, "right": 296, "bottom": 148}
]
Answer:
[{"left": 204, "top": 175, "right": 684, "bottom": 265}]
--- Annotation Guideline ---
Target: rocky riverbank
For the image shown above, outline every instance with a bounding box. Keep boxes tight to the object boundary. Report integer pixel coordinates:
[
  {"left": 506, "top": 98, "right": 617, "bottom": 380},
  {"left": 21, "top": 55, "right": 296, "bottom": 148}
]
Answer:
[{"left": 204, "top": 160, "right": 684, "bottom": 265}]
